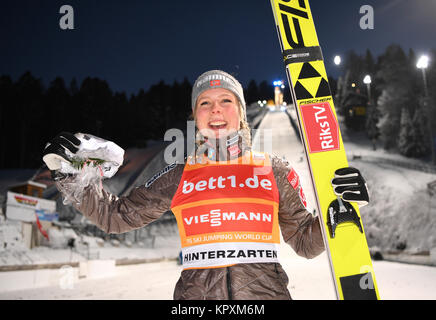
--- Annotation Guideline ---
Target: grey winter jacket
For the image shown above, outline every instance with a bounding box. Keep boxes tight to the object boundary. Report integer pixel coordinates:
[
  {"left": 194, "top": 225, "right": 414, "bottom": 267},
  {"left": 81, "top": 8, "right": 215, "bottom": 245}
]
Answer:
[{"left": 54, "top": 133, "right": 325, "bottom": 300}]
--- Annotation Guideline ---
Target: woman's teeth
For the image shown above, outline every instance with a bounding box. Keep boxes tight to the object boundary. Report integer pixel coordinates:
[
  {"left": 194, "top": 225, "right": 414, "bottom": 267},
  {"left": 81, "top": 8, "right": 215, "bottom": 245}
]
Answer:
[{"left": 209, "top": 121, "right": 227, "bottom": 129}]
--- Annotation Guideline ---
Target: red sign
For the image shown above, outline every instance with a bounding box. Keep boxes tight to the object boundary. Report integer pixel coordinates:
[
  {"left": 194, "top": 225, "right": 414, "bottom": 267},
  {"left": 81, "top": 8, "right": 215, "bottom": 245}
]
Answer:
[
  {"left": 299, "top": 101, "right": 340, "bottom": 153},
  {"left": 227, "top": 144, "right": 241, "bottom": 157},
  {"left": 287, "top": 168, "right": 300, "bottom": 190},
  {"left": 299, "top": 187, "right": 307, "bottom": 208},
  {"left": 181, "top": 202, "right": 274, "bottom": 236},
  {"left": 14, "top": 195, "right": 38, "bottom": 206},
  {"left": 172, "top": 165, "right": 278, "bottom": 207}
]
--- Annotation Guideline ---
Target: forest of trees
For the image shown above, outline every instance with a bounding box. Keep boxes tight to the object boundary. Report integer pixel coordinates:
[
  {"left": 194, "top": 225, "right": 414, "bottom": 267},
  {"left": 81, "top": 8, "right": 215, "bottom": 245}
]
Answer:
[
  {"left": 0, "top": 73, "right": 274, "bottom": 169},
  {"left": 335, "top": 45, "right": 436, "bottom": 161},
  {"left": 0, "top": 44, "right": 435, "bottom": 169}
]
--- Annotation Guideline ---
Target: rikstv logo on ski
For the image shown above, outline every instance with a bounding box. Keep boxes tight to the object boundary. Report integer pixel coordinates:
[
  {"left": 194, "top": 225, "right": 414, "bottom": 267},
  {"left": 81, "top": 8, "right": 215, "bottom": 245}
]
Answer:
[{"left": 300, "top": 101, "right": 339, "bottom": 153}]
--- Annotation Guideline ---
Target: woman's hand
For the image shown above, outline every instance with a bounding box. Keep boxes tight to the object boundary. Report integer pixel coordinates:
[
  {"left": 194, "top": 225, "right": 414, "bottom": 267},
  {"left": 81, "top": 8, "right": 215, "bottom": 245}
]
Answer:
[{"left": 42, "top": 132, "right": 81, "bottom": 171}]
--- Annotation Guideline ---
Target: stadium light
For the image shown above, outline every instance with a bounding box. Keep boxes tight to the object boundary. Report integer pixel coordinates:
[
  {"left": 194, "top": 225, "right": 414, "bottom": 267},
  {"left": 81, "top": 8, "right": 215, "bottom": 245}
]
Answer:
[
  {"left": 417, "top": 55, "right": 429, "bottom": 69},
  {"left": 416, "top": 54, "right": 435, "bottom": 164},
  {"left": 363, "top": 75, "right": 372, "bottom": 103},
  {"left": 363, "top": 75, "right": 371, "bottom": 84}
]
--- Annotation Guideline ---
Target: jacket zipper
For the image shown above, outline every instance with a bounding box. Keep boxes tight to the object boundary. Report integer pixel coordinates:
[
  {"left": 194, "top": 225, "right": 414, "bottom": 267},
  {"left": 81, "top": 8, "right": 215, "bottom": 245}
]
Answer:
[{"left": 226, "top": 267, "right": 233, "bottom": 300}]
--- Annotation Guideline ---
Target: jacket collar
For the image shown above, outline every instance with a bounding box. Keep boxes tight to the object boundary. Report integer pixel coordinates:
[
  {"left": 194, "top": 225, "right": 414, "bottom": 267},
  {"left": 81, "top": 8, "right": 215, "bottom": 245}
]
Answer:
[{"left": 193, "top": 128, "right": 251, "bottom": 163}]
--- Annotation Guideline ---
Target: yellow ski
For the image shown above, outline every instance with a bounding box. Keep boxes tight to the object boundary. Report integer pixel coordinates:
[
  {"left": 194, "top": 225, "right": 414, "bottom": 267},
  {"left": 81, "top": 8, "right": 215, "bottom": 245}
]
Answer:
[{"left": 270, "top": 0, "right": 380, "bottom": 300}]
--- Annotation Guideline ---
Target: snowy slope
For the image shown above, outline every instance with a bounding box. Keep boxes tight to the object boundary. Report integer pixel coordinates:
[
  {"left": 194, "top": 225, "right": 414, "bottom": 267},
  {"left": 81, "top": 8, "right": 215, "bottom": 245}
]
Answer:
[
  {"left": 280, "top": 107, "right": 436, "bottom": 254},
  {"left": 340, "top": 121, "right": 436, "bottom": 254}
]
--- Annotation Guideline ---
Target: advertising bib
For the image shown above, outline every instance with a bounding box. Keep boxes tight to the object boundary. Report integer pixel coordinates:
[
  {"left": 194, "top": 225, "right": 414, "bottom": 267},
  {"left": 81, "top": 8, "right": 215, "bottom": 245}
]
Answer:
[{"left": 171, "top": 152, "right": 280, "bottom": 269}]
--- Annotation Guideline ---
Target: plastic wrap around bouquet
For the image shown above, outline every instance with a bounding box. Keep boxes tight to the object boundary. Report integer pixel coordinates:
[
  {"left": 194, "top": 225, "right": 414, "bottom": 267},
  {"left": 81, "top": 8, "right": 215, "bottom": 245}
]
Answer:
[
  {"left": 57, "top": 133, "right": 124, "bottom": 205},
  {"left": 60, "top": 133, "right": 124, "bottom": 178}
]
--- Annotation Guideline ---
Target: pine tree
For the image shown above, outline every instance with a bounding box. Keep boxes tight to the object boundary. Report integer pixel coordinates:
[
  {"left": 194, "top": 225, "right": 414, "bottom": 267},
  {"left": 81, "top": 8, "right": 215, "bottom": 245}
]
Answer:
[
  {"left": 245, "top": 80, "right": 259, "bottom": 105},
  {"left": 365, "top": 103, "right": 379, "bottom": 150},
  {"left": 376, "top": 45, "right": 413, "bottom": 151},
  {"left": 398, "top": 108, "right": 414, "bottom": 156},
  {"left": 258, "top": 81, "right": 271, "bottom": 102},
  {"left": 377, "top": 87, "right": 403, "bottom": 150},
  {"left": 0, "top": 75, "right": 14, "bottom": 168},
  {"left": 398, "top": 107, "right": 430, "bottom": 158},
  {"left": 411, "top": 106, "right": 430, "bottom": 157},
  {"left": 364, "top": 49, "right": 376, "bottom": 76}
]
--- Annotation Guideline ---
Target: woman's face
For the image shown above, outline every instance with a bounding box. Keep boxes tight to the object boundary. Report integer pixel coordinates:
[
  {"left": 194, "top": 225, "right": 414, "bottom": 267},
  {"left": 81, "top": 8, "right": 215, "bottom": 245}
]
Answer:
[{"left": 195, "top": 88, "right": 240, "bottom": 139}]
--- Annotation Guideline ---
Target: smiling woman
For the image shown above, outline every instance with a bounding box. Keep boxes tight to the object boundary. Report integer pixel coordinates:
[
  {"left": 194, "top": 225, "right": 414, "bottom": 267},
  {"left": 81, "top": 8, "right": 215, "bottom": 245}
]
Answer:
[
  {"left": 42, "top": 69, "right": 370, "bottom": 300},
  {"left": 191, "top": 70, "right": 250, "bottom": 135},
  {"left": 195, "top": 88, "right": 240, "bottom": 139},
  {"left": 190, "top": 70, "right": 252, "bottom": 159}
]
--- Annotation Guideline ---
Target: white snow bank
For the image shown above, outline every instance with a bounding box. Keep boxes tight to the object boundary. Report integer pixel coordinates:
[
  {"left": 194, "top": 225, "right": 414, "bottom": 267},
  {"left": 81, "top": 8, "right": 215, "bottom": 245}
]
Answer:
[
  {"left": 352, "top": 159, "right": 436, "bottom": 253},
  {"left": 341, "top": 126, "right": 436, "bottom": 253}
]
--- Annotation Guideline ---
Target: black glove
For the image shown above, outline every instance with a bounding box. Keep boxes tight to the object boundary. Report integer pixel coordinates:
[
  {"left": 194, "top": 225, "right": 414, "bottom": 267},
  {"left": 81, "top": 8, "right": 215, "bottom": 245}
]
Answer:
[
  {"left": 42, "top": 132, "right": 81, "bottom": 172},
  {"left": 331, "top": 167, "right": 369, "bottom": 207}
]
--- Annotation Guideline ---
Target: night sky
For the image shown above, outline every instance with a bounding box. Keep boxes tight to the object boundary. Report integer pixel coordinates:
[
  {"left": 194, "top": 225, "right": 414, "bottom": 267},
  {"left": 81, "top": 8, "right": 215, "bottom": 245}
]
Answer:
[{"left": 1, "top": 0, "right": 435, "bottom": 95}]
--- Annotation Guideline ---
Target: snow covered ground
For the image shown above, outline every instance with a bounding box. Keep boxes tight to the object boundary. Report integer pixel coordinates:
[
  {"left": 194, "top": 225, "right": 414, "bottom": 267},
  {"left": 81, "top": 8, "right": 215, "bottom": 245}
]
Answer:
[
  {"left": 342, "top": 133, "right": 436, "bottom": 254},
  {"left": 1, "top": 251, "right": 435, "bottom": 300},
  {"left": 0, "top": 108, "right": 436, "bottom": 300},
  {"left": 0, "top": 216, "right": 181, "bottom": 267}
]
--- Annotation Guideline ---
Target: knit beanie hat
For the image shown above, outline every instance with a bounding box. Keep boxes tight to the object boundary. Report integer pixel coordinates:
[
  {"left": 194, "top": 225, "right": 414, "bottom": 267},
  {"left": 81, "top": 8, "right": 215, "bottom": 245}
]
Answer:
[{"left": 191, "top": 70, "right": 247, "bottom": 123}]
